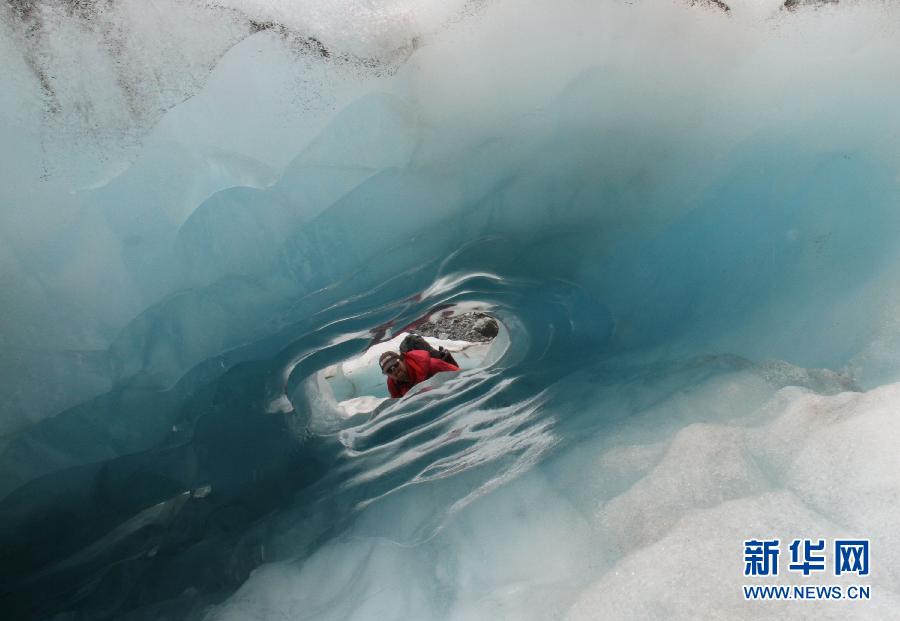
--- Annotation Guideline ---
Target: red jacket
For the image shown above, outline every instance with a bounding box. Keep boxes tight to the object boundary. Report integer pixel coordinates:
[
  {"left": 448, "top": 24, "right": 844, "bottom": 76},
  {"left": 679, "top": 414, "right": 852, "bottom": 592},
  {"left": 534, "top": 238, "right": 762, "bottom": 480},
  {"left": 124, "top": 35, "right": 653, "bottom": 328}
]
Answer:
[{"left": 387, "top": 350, "right": 460, "bottom": 398}]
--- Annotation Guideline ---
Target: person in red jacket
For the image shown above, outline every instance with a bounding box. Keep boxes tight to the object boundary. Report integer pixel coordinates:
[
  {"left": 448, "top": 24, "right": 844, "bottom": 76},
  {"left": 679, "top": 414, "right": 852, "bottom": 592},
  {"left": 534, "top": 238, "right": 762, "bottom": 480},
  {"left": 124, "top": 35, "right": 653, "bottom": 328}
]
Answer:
[{"left": 380, "top": 349, "right": 460, "bottom": 398}]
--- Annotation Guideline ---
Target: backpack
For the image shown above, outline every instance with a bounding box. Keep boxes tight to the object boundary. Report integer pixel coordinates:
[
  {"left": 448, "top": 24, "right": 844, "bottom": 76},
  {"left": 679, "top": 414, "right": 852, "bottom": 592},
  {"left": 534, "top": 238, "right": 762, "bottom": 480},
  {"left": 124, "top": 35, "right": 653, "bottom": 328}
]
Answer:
[{"left": 399, "top": 334, "right": 459, "bottom": 367}]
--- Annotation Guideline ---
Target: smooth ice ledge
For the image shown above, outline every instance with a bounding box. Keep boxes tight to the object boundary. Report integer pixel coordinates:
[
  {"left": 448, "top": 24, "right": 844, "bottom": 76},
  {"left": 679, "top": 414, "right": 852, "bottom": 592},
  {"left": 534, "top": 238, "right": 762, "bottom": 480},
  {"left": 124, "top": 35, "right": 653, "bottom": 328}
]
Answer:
[{"left": 212, "top": 367, "right": 900, "bottom": 621}]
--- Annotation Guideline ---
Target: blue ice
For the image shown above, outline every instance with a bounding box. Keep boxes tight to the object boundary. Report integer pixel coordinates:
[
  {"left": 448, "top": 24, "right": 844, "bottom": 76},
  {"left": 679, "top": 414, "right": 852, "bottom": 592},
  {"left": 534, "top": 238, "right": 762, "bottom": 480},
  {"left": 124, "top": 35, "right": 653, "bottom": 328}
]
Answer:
[{"left": 1, "top": 1, "right": 899, "bottom": 619}]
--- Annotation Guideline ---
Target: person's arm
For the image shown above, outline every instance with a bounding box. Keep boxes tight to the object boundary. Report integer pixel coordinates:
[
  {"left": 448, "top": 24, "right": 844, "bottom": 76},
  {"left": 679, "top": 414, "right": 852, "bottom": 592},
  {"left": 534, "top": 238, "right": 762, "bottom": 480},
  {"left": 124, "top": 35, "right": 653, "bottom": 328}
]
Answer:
[
  {"left": 387, "top": 378, "right": 402, "bottom": 398},
  {"left": 429, "top": 358, "right": 460, "bottom": 374}
]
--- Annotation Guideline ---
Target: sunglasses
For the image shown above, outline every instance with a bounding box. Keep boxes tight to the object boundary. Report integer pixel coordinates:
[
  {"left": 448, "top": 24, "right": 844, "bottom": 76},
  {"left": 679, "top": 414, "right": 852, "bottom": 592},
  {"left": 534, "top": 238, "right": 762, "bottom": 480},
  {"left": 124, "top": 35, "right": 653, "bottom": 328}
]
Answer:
[{"left": 382, "top": 361, "right": 400, "bottom": 375}]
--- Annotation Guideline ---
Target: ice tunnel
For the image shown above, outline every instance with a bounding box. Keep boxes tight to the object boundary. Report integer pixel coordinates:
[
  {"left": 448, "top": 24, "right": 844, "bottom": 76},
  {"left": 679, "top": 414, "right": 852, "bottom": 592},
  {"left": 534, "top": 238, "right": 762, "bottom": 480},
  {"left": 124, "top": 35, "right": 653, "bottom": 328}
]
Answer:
[{"left": 2, "top": 0, "right": 900, "bottom": 619}]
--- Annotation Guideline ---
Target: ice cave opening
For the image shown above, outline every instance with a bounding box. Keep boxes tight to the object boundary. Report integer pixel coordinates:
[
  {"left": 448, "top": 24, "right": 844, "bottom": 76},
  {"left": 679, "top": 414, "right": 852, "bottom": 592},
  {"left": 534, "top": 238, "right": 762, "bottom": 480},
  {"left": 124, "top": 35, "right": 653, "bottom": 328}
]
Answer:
[{"left": 318, "top": 307, "right": 503, "bottom": 417}]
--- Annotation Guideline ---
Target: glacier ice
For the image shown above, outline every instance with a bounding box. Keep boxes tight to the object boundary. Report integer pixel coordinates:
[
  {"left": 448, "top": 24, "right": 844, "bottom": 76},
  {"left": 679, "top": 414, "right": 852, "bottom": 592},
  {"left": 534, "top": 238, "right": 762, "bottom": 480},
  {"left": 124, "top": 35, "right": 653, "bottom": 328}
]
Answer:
[{"left": 2, "top": 0, "right": 900, "bottom": 619}]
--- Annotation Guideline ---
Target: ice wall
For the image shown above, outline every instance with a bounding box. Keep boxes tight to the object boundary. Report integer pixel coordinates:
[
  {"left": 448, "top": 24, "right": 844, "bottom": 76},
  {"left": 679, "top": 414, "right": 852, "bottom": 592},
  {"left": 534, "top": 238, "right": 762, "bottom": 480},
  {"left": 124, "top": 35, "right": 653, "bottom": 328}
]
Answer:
[{"left": 2, "top": 1, "right": 900, "bottom": 619}]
